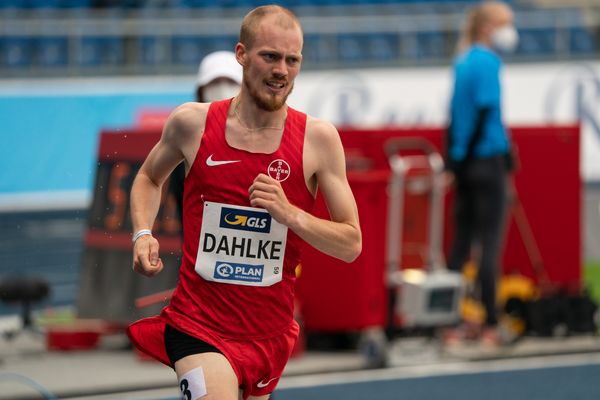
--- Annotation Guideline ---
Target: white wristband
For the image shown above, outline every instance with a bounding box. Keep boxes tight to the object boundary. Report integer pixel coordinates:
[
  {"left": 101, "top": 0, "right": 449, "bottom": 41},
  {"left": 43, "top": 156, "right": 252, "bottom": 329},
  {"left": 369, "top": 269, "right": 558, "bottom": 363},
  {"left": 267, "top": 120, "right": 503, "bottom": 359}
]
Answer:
[{"left": 132, "top": 229, "right": 152, "bottom": 244}]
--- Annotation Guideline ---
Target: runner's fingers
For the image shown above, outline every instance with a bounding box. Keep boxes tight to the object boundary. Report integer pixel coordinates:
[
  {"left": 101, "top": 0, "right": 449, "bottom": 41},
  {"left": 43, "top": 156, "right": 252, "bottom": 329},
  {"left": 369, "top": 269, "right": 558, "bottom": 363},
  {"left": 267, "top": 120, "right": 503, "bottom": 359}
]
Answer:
[
  {"left": 253, "top": 173, "right": 271, "bottom": 183},
  {"left": 249, "top": 186, "right": 267, "bottom": 199},
  {"left": 249, "top": 197, "right": 266, "bottom": 208},
  {"left": 139, "top": 250, "right": 152, "bottom": 272},
  {"left": 131, "top": 238, "right": 162, "bottom": 277},
  {"left": 145, "top": 258, "right": 164, "bottom": 277},
  {"left": 149, "top": 240, "right": 160, "bottom": 266},
  {"left": 249, "top": 181, "right": 279, "bottom": 196},
  {"left": 138, "top": 255, "right": 163, "bottom": 277},
  {"left": 133, "top": 241, "right": 149, "bottom": 270},
  {"left": 135, "top": 238, "right": 155, "bottom": 270},
  {"left": 132, "top": 254, "right": 142, "bottom": 272},
  {"left": 254, "top": 173, "right": 281, "bottom": 187},
  {"left": 249, "top": 189, "right": 277, "bottom": 204}
]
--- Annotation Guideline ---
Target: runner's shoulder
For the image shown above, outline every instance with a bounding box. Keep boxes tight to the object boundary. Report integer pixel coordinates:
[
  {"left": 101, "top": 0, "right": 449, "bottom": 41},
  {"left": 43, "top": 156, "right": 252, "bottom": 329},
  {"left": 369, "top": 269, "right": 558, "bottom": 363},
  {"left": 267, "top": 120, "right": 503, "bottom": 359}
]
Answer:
[
  {"left": 163, "top": 102, "right": 209, "bottom": 143},
  {"left": 167, "top": 102, "right": 209, "bottom": 131},
  {"left": 305, "top": 115, "right": 342, "bottom": 149}
]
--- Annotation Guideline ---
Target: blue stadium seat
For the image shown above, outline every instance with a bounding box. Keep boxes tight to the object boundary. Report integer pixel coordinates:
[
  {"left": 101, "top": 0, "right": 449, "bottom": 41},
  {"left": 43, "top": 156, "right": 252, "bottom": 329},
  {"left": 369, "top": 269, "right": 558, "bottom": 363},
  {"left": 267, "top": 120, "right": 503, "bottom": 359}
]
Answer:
[
  {"left": 139, "top": 36, "right": 170, "bottom": 66},
  {"left": 79, "top": 38, "right": 101, "bottom": 66},
  {"left": 570, "top": 27, "right": 596, "bottom": 54},
  {"left": 301, "top": 34, "right": 320, "bottom": 64},
  {"left": 399, "top": 32, "right": 419, "bottom": 61},
  {"left": 517, "top": 28, "right": 556, "bottom": 57},
  {"left": 171, "top": 36, "right": 204, "bottom": 65},
  {"left": 79, "top": 37, "right": 124, "bottom": 67},
  {"left": 337, "top": 34, "right": 365, "bottom": 63},
  {"left": 337, "top": 33, "right": 399, "bottom": 63},
  {"left": 1, "top": 37, "right": 33, "bottom": 68},
  {"left": 303, "top": 33, "right": 336, "bottom": 65},
  {"left": 415, "top": 31, "right": 446, "bottom": 60},
  {"left": 204, "top": 35, "right": 238, "bottom": 54},
  {"left": 139, "top": 37, "right": 156, "bottom": 66},
  {"left": 103, "top": 38, "right": 124, "bottom": 66},
  {"left": 36, "top": 37, "right": 69, "bottom": 67},
  {"left": 369, "top": 34, "right": 398, "bottom": 62}
]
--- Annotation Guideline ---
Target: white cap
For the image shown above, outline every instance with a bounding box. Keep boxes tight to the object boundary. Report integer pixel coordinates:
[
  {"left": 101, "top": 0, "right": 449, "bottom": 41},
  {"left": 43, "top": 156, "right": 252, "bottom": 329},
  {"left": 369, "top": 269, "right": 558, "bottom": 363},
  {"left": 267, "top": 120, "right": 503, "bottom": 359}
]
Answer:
[{"left": 196, "top": 51, "right": 243, "bottom": 88}]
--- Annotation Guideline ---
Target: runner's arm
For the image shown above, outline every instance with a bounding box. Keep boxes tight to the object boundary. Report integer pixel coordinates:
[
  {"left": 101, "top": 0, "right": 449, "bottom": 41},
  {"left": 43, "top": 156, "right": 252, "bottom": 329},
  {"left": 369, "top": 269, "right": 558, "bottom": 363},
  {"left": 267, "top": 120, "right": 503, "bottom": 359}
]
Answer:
[
  {"left": 130, "top": 102, "right": 205, "bottom": 276},
  {"left": 249, "top": 120, "right": 361, "bottom": 262}
]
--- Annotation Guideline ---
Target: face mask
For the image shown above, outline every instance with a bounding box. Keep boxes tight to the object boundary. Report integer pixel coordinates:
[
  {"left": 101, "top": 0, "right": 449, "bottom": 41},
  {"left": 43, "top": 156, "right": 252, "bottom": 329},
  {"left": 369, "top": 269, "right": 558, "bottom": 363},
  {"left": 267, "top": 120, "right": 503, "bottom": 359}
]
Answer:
[
  {"left": 491, "top": 25, "right": 519, "bottom": 53},
  {"left": 202, "top": 81, "right": 240, "bottom": 102}
]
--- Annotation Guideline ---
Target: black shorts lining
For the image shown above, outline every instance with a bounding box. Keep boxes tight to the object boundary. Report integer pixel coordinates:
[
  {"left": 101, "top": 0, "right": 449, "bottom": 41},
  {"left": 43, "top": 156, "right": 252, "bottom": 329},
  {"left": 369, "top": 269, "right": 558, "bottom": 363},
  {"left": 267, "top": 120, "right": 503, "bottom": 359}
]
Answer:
[{"left": 164, "top": 324, "right": 223, "bottom": 367}]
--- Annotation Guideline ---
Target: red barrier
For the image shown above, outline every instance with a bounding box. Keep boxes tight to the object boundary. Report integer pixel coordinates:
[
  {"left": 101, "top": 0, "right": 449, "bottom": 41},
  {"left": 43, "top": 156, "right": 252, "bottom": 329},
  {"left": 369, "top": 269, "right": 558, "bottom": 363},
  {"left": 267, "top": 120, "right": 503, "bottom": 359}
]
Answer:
[
  {"left": 297, "top": 171, "right": 390, "bottom": 331},
  {"left": 296, "top": 125, "right": 581, "bottom": 331}
]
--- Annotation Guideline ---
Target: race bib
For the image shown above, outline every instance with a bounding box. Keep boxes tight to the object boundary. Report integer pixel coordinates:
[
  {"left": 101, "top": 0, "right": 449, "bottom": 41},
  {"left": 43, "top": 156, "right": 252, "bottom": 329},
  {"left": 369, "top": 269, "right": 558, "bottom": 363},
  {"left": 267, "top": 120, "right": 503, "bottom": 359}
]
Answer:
[{"left": 195, "top": 201, "right": 288, "bottom": 287}]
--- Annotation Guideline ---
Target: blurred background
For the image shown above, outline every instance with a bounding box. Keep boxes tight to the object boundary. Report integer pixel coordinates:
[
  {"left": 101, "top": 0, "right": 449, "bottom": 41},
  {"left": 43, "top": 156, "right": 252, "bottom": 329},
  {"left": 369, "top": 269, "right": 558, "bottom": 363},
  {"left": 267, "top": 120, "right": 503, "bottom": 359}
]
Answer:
[{"left": 1, "top": 0, "right": 600, "bottom": 398}]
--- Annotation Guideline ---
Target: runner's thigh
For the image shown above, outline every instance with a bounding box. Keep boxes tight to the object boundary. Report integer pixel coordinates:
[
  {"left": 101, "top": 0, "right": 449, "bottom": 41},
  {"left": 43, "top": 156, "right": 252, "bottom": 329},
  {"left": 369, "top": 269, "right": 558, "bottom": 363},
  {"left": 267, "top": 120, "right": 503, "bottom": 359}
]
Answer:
[{"left": 174, "top": 352, "right": 239, "bottom": 400}]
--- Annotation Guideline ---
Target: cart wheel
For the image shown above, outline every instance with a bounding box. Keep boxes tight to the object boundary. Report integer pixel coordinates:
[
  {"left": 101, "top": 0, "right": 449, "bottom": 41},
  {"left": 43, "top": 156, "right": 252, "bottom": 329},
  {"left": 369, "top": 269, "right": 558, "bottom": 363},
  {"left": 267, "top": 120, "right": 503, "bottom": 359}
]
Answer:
[{"left": 358, "top": 327, "right": 389, "bottom": 369}]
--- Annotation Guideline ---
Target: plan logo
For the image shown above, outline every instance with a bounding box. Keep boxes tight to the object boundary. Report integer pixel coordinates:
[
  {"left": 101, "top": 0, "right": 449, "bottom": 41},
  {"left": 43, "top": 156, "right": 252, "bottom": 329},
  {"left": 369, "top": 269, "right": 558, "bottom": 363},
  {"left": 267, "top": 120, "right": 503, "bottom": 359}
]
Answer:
[
  {"left": 214, "top": 261, "right": 264, "bottom": 283},
  {"left": 215, "top": 263, "right": 234, "bottom": 278}
]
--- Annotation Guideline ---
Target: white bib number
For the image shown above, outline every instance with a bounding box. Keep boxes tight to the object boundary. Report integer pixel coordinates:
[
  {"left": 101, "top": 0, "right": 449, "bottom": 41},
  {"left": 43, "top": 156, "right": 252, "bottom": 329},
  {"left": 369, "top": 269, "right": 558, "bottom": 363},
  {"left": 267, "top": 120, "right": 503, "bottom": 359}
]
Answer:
[{"left": 196, "top": 201, "right": 288, "bottom": 287}]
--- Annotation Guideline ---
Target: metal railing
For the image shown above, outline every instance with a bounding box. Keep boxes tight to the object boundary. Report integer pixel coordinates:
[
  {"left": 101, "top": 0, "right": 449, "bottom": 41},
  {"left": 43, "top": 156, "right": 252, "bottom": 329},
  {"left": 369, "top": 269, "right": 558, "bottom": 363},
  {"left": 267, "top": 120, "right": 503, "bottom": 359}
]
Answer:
[{"left": 0, "top": 4, "right": 598, "bottom": 77}]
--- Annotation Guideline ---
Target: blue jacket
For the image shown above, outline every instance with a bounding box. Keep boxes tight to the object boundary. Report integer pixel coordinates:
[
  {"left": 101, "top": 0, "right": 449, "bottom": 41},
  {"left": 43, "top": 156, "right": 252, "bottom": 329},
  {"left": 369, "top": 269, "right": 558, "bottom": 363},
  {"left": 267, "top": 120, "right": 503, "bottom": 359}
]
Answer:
[{"left": 449, "top": 45, "right": 510, "bottom": 162}]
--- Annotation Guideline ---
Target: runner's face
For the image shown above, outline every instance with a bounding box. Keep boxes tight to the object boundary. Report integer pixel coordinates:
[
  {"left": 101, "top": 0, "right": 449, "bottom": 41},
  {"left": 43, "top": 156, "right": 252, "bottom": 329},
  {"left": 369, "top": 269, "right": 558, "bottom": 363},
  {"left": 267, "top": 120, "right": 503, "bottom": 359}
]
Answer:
[{"left": 241, "top": 20, "right": 303, "bottom": 111}]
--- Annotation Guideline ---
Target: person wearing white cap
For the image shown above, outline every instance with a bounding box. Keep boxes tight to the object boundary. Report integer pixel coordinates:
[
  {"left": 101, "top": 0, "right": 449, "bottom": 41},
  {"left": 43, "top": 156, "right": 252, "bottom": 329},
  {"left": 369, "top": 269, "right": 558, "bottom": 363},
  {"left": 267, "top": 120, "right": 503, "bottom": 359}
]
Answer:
[
  {"left": 195, "top": 50, "right": 243, "bottom": 103},
  {"left": 168, "top": 51, "right": 244, "bottom": 226}
]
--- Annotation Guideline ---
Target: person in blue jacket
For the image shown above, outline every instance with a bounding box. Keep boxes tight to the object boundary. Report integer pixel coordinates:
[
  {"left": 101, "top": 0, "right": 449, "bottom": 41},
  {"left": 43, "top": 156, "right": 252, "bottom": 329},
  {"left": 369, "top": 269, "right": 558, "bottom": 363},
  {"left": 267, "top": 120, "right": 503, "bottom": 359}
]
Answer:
[{"left": 446, "top": 0, "right": 518, "bottom": 346}]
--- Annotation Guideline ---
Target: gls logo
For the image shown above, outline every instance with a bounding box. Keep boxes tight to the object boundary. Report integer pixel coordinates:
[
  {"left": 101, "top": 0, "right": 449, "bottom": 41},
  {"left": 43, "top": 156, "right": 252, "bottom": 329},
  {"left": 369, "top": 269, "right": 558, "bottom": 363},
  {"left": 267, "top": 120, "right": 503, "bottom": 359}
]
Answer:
[{"left": 219, "top": 207, "right": 271, "bottom": 233}]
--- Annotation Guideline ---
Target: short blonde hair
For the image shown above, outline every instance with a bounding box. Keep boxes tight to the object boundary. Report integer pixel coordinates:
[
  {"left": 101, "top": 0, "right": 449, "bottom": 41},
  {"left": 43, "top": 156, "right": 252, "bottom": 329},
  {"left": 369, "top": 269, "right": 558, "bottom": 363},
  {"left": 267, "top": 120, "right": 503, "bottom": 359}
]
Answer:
[
  {"left": 458, "top": 1, "right": 510, "bottom": 51},
  {"left": 240, "top": 5, "right": 302, "bottom": 49}
]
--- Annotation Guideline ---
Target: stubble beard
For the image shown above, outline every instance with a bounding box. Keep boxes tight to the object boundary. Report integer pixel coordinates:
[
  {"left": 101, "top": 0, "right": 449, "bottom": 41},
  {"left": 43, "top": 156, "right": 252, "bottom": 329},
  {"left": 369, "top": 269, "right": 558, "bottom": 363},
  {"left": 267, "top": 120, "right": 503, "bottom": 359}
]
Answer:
[{"left": 243, "top": 71, "right": 293, "bottom": 112}]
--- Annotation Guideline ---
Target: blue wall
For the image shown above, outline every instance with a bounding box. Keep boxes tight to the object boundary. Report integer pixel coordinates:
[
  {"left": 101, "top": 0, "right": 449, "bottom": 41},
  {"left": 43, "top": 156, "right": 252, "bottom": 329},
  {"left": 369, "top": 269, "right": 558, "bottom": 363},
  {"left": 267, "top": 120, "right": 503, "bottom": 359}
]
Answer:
[{"left": 0, "top": 78, "right": 192, "bottom": 207}]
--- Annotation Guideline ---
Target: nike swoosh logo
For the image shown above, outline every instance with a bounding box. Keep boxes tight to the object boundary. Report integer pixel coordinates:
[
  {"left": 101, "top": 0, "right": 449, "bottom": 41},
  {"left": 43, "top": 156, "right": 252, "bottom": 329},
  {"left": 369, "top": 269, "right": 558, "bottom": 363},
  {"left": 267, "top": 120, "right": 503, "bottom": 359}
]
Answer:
[
  {"left": 256, "top": 377, "right": 278, "bottom": 388},
  {"left": 206, "top": 154, "right": 241, "bottom": 167}
]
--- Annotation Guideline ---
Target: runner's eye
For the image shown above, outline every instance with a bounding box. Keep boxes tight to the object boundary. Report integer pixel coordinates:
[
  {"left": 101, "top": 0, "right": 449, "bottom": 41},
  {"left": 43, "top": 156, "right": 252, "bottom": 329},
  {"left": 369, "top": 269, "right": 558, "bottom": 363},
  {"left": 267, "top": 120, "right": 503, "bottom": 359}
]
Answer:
[{"left": 262, "top": 53, "right": 279, "bottom": 62}]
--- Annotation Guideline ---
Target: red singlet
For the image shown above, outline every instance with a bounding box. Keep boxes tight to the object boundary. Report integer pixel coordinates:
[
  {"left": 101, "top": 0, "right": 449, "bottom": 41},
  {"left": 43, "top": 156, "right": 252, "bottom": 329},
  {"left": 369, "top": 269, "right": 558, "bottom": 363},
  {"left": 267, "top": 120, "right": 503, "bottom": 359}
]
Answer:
[
  {"left": 128, "top": 98, "right": 315, "bottom": 370},
  {"left": 163, "top": 98, "right": 315, "bottom": 339}
]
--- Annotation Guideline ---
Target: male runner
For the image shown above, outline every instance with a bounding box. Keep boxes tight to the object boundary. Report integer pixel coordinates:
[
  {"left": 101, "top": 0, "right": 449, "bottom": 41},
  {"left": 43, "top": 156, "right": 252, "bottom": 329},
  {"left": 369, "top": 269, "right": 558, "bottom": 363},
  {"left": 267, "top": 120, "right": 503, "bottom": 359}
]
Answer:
[{"left": 128, "top": 5, "right": 362, "bottom": 400}]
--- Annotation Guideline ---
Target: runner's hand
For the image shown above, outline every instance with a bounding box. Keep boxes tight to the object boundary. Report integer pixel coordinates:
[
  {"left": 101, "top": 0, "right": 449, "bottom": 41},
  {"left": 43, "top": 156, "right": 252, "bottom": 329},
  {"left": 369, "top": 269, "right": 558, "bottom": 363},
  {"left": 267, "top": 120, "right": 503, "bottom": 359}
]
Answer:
[
  {"left": 249, "top": 173, "right": 294, "bottom": 225},
  {"left": 133, "top": 235, "right": 164, "bottom": 277}
]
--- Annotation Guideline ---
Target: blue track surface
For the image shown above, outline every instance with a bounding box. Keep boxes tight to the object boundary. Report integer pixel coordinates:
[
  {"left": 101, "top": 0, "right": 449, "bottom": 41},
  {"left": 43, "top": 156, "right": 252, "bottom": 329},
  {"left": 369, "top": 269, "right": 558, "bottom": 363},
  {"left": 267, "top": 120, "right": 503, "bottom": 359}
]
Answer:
[{"left": 275, "top": 363, "right": 600, "bottom": 400}]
